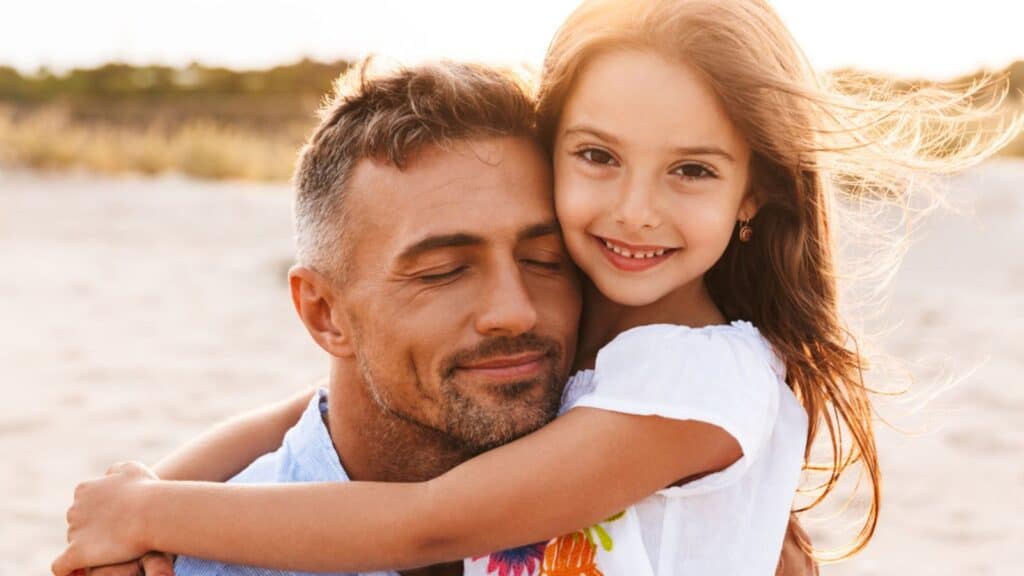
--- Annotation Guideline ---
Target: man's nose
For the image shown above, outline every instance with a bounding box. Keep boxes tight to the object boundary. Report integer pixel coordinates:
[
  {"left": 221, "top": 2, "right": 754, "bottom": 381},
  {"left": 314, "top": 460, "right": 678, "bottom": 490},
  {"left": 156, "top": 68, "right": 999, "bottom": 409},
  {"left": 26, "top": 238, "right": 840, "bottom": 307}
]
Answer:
[
  {"left": 615, "top": 175, "right": 661, "bottom": 230},
  {"left": 474, "top": 262, "right": 538, "bottom": 337}
]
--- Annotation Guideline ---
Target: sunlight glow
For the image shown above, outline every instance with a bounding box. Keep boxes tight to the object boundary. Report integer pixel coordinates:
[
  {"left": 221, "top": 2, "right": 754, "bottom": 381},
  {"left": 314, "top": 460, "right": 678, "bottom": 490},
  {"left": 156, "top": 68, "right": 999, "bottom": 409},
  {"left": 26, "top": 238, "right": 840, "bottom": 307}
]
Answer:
[{"left": 2, "top": 1, "right": 1021, "bottom": 79}]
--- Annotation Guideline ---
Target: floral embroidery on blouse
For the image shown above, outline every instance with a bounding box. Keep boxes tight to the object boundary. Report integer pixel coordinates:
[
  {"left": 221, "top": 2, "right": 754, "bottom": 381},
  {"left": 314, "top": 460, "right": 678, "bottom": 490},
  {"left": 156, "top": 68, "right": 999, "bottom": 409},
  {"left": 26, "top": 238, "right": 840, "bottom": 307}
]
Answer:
[
  {"left": 477, "top": 542, "right": 547, "bottom": 576},
  {"left": 581, "top": 511, "right": 625, "bottom": 551},
  {"left": 478, "top": 511, "right": 625, "bottom": 576},
  {"left": 540, "top": 532, "right": 602, "bottom": 576}
]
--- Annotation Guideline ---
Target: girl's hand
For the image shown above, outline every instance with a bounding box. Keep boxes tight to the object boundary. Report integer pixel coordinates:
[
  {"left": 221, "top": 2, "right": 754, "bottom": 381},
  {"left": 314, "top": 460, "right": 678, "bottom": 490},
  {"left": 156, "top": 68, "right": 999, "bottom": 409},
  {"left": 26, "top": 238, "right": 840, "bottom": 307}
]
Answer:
[
  {"left": 52, "top": 461, "right": 159, "bottom": 576},
  {"left": 61, "top": 552, "right": 176, "bottom": 576}
]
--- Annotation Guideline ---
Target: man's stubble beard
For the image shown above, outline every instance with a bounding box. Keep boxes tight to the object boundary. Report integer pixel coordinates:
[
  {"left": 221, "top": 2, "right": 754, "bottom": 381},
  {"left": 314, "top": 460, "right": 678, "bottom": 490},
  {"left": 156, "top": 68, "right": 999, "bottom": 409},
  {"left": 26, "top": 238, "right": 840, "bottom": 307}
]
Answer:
[
  {"left": 438, "top": 367, "right": 564, "bottom": 456},
  {"left": 353, "top": 333, "right": 567, "bottom": 457}
]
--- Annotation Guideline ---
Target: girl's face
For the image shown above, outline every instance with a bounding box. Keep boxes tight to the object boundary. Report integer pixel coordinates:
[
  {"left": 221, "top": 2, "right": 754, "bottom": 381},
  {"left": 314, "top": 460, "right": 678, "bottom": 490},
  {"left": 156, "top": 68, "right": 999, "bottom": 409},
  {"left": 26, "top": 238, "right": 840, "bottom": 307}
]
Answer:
[{"left": 553, "top": 49, "right": 755, "bottom": 307}]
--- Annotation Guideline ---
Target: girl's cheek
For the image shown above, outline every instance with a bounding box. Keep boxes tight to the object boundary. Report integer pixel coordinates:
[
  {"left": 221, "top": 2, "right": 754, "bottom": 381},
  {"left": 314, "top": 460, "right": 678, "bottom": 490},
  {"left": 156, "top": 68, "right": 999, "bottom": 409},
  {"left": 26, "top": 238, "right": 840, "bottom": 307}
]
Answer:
[
  {"left": 668, "top": 200, "right": 731, "bottom": 253},
  {"left": 555, "top": 181, "right": 597, "bottom": 229}
]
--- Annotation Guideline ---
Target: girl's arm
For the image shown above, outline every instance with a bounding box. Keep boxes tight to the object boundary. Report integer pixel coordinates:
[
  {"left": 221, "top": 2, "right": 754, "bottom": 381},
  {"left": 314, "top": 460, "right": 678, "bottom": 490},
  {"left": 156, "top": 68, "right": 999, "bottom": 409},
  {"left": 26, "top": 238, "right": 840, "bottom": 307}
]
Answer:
[
  {"left": 60, "top": 406, "right": 741, "bottom": 573},
  {"left": 152, "top": 386, "right": 315, "bottom": 481}
]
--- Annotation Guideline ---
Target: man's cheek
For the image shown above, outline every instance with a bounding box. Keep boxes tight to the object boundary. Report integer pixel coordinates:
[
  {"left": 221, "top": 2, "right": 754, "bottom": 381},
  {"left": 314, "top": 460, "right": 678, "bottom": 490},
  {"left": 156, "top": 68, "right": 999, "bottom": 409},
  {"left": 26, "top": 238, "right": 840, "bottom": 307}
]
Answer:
[{"left": 544, "top": 287, "right": 582, "bottom": 330}]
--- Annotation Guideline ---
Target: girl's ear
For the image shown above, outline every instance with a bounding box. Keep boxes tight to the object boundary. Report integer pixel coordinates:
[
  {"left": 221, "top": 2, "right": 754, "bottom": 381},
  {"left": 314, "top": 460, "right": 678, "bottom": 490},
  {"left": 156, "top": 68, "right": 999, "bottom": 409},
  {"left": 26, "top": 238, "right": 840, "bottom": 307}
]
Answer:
[
  {"left": 737, "top": 190, "right": 761, "bottom": 222},
  {"left": 288, "top": 265, "right": 356, "bottom": 359}
]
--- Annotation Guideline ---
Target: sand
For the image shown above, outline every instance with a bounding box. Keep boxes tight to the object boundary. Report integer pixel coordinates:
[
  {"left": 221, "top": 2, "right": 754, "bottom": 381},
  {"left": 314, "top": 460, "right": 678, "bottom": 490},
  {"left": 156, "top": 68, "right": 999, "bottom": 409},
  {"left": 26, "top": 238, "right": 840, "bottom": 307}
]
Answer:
[{"left": 1, "top": 160, "right": 1021, "bottom": 575}]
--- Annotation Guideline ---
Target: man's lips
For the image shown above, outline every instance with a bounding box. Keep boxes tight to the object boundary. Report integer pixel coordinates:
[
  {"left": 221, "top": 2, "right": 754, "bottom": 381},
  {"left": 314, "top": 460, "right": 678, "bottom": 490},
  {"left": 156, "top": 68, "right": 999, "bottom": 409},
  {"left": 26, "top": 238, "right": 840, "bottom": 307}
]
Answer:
[{"left": 457, "top": 352, "right": 548, "bottom": 379}]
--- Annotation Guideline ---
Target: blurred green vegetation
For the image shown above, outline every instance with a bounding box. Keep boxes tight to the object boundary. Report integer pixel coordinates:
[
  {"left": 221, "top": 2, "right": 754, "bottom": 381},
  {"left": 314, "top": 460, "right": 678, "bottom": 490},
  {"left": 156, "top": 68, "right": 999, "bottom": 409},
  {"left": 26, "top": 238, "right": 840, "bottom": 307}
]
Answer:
[
  {"left": 0, "top": 59, "right": 358, "bottom": 179},
  {"left": 0, "top": 59, "right": 351, "bottom": 98},
  {"left": 0, "top": 58, "right": 1020, "bottom": 181},
  {"left": 0, "top": 59, "right": 350, "bottom": 127}
]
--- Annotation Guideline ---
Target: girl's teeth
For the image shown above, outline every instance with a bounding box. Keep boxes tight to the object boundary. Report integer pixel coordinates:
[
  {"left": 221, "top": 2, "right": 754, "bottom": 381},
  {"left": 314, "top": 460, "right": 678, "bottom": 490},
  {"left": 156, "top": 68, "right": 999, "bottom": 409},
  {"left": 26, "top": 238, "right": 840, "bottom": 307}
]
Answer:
[{"left": 602, "top": 238, "right": 670, "bottom": 259}]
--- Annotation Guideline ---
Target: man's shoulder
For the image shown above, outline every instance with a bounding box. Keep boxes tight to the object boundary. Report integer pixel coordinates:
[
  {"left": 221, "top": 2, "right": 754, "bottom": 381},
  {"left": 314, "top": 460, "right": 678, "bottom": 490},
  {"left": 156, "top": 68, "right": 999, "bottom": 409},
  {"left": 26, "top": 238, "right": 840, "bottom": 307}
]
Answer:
[
  {"left": 175, "top": 553, "right": 400, "bottom": 576},
  {"left": 173, "top": 389, "right": 365, "bottom": 575},
  {"left": 174, "top": 554, "right": 223, "bottom": 576},
  {"left": 174, "top": 555, "right": 338, "bottom": 576},
  {"left": 223, "top": 419, "right": 300, "bottom": 485},
  {"left": 230, "top": 387, "right": 349, "bottom": 486}
]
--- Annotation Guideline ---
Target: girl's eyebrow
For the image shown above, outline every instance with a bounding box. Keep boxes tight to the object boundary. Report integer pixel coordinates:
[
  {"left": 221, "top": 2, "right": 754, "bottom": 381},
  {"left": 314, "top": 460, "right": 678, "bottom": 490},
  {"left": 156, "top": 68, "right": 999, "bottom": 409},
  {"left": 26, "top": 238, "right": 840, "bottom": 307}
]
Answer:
[
  {"left": 669, "top": 145, "right": 735, "bottom": 163},
  {"left": 564, "top": 124, "right": 735, "bottom": 163},
  {"left": 562, "top": 125, "right": 621, "bottom": 145}
]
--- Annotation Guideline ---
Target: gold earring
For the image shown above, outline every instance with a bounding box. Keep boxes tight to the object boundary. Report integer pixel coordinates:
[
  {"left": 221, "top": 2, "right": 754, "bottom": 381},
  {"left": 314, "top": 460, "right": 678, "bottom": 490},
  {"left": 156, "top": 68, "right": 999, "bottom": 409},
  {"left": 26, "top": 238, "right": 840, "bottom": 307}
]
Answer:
[{"left": 738, "top": 219, "right": 753, "bottom": 243}]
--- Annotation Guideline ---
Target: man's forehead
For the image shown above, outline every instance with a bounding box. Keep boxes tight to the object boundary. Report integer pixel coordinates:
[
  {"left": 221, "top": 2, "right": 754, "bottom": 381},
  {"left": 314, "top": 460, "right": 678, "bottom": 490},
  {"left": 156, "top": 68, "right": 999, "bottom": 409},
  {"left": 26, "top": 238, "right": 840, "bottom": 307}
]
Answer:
[
  {"left": 346, "top": 136, "right": 555, "bottom": 251},
  {"left": 385, "top": 183, "right": 554, "bottom": 242},
  {"left": 362, "top": 137, "right": 542, "bottom": 185},
  {"left": 393, "top": 218, "right": 561, "bottom": 262}
]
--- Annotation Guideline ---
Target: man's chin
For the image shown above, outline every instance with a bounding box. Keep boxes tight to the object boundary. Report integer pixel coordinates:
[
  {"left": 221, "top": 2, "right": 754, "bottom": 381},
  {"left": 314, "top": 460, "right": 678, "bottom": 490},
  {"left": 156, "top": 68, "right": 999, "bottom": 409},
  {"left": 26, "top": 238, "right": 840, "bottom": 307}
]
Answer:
[
  {"left": 442, "top": 379, "right": 561, "bottom": 452},
  {"left": 477, "top": 383, "right": 560, "bottom": 421},
  {"left": 457, "top": 411, "right": 552, "bottom": 454}
]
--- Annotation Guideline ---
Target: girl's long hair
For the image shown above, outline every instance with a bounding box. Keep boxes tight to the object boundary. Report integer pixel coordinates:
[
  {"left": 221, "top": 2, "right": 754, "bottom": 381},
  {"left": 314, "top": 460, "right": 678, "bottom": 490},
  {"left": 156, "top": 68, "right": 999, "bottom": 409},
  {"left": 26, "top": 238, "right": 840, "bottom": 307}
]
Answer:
[{"left": 536, "top": 0, "right": 1021, "bottom": 561}]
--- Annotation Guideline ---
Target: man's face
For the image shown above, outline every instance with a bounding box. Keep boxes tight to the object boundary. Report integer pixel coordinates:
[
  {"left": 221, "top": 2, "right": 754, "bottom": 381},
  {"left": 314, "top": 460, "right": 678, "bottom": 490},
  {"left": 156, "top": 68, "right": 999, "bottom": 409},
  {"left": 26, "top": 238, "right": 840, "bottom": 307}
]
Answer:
[{"left": 335, "top": 136, "right": 581, "bottom": 454}]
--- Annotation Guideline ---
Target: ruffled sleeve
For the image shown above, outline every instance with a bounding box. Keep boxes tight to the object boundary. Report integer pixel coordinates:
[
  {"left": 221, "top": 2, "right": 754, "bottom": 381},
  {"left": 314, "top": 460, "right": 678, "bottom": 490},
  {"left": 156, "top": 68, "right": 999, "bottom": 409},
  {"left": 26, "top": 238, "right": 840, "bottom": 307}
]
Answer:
[{"left": 565, "top": 321, "right": 784, "bottom": 493}]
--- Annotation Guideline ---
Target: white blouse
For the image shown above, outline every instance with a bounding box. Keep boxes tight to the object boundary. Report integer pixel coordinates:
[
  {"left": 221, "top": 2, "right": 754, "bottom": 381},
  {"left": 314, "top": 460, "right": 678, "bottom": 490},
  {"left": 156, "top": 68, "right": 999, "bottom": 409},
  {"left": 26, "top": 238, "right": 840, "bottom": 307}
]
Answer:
[{"left": 465, "top": 321, "right": 808, "bottom": 576}]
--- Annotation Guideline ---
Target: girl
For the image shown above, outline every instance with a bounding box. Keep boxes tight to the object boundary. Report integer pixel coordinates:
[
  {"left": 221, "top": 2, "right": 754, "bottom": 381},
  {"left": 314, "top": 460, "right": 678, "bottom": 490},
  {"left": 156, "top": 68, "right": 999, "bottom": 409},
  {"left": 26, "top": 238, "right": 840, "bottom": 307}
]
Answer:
[{"left": 54, "top": 1, "right": 1017, "bottom": 575}]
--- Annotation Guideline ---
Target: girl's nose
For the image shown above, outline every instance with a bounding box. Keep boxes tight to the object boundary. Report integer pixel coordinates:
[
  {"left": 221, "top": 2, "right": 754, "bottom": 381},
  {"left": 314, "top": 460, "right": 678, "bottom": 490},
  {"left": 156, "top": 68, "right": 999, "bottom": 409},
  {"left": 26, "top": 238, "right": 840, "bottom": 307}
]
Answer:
[{"left": 614, "top": 178, "right": 661, "bottom": 230}]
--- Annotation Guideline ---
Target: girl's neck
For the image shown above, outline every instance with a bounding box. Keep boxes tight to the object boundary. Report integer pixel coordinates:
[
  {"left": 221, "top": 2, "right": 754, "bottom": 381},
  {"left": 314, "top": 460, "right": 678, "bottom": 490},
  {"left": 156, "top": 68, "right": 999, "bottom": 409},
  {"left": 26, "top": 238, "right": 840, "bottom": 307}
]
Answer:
[{"left": 573, "top": 276, "right": 726, "bottom": 371}]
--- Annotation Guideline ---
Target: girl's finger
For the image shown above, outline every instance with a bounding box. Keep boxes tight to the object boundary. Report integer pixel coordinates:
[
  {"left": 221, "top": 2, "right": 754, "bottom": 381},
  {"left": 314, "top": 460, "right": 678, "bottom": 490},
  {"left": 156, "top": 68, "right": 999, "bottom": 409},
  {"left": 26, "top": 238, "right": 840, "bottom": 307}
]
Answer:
[
  {"left": 106, "top": 461, "right": 131, "bottom": 475},
  {"left": 89, "top": 562, "right": 142, "bottom": 576},
  {"left": 51, "top": 547, "right": 79, "bottom": 576},
  {"left": 138, "top": 553, "right": 174, "bottom": 573},
  {"left": 139, "top": 552, "right": 176, "bottom": 576}
]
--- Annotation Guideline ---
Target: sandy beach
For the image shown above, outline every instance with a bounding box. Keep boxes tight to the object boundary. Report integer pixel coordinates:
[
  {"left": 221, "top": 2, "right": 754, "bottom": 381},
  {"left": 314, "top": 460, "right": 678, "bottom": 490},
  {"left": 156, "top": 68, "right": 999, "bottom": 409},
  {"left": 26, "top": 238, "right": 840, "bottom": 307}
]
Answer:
[{"left": 2, "top": 160, "right": 1022, "bottom": 575}]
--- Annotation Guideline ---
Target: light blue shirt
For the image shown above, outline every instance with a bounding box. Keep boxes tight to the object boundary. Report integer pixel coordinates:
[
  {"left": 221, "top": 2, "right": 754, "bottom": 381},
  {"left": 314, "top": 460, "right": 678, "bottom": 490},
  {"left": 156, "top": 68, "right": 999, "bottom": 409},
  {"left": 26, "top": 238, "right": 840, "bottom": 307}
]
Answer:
[{"left": 174, "top": 388, "right": 399, "bottom": 576}]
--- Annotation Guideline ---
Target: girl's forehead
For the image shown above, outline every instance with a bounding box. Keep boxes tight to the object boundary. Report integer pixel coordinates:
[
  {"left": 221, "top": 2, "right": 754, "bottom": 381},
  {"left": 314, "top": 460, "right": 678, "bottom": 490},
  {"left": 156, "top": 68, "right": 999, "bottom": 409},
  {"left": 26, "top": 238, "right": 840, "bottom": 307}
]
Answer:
[{"left": 560, "top": 49, "right": 746, "bottom": 153}]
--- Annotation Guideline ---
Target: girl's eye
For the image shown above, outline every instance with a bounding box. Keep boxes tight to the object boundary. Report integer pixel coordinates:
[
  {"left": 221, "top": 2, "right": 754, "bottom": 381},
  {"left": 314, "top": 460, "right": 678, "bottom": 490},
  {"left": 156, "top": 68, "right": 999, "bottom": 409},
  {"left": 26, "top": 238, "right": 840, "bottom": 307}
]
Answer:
[
  {"left": 673, "top": 163, "right": 716, "bottom": 180},
  {"left": 419, "top": 266, "right": 466, "bottom": 283},
  {"left": 577, "top": 148, "right": 617, "bottom": 166}
]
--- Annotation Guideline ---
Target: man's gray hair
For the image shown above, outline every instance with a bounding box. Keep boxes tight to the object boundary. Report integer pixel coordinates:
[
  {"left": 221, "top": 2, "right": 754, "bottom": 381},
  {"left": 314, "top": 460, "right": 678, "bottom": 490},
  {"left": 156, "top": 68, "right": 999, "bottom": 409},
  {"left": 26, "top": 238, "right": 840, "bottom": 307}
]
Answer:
[{"left": 292, "top": 59, "right": 538, "bottom": 279}]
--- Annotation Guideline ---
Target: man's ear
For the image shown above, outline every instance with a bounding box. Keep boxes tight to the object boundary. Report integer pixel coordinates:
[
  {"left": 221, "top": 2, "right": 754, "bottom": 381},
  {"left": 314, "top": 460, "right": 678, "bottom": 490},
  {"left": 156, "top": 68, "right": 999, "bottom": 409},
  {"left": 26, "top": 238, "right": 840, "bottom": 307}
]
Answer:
[{"left": 288, "top": 265, "right": 356, "bottom": 358}]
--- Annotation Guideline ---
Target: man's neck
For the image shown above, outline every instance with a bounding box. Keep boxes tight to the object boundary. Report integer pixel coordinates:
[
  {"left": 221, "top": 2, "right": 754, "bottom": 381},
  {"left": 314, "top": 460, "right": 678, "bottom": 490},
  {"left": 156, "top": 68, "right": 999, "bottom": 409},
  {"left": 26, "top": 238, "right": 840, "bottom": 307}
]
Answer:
[
  {"left": 323, "top": 361, "right": 467, "bottom": 575},
  {"left": 324, "top": 361, "right": 471, "bottom": 483}
]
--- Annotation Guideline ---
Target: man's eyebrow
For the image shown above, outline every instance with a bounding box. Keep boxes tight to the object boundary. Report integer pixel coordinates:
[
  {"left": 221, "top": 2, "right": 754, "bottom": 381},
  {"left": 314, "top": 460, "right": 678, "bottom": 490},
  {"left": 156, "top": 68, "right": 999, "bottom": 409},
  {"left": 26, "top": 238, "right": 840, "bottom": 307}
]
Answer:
[
  {"left": 396, "top": 233, "right": 484, "bottom": 262},
  {"left": 564, "top": 124, "right": 735, "bottom": 162},
  {"left": 517, "top": 220, "right": 561, "bottom": 242}
]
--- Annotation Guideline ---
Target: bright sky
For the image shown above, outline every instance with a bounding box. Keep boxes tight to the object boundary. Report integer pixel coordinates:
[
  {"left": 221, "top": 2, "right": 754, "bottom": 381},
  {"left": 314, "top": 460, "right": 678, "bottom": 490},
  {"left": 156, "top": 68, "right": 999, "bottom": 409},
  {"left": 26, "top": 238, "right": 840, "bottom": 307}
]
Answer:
[{"left": 3, "top": 0, "right": 1022, "bottom": 80}]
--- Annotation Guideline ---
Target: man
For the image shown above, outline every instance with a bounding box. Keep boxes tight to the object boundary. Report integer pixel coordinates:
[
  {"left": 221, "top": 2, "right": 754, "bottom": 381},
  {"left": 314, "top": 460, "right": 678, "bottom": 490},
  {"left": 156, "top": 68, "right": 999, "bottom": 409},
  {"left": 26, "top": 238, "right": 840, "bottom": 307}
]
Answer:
[
  {"left": 176, "top": 60, "right": 579, "bottom": 576},
  {"left": 67, "top": 60, "right": 814, "bottom": 576}
]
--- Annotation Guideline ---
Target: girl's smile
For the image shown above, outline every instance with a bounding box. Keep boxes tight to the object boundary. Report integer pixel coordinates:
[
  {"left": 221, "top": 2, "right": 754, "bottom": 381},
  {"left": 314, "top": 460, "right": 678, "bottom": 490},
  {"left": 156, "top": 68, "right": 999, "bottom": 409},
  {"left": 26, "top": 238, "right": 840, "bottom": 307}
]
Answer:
[
  {"left": 591, "top": 234, "right": 680, "bottom": 272},
  {"left": 553, "top": 48, "right": 754, "bottom": 310}
]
